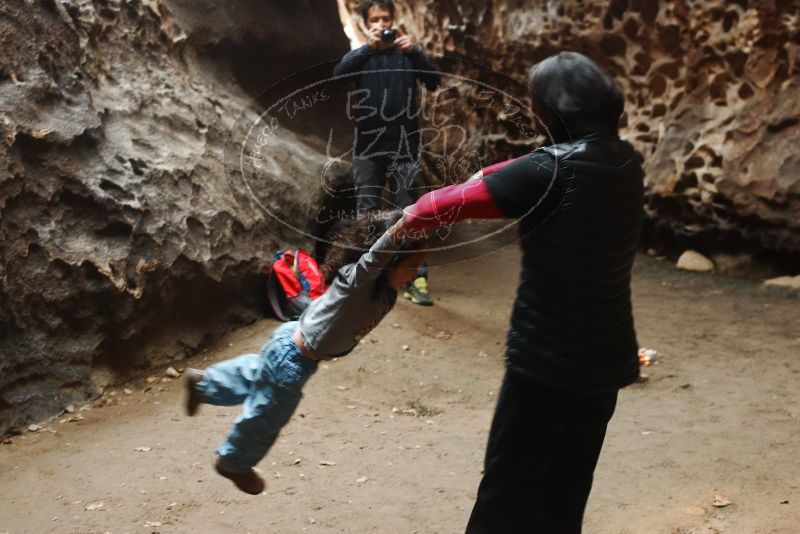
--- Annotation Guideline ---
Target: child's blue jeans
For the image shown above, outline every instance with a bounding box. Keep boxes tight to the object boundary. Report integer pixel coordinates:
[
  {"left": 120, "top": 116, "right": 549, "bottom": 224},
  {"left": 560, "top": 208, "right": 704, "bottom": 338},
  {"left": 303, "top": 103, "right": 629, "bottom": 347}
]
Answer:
[{"left": 196, "top": 321, "right": 318, "bottom": 473}]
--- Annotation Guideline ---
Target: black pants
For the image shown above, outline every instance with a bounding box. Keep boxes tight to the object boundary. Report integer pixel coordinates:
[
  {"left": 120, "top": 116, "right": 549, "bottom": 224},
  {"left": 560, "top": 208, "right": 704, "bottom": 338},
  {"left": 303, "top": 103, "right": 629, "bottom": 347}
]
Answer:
[
  {"left": 353, "top": 155, "right": 427, "bottom": 278},
  {"left": 466, "top": 370, "right": 618, "bottom": 534},
  {"left": 353, "top": 155, "right": 424, "bottom": 213}
]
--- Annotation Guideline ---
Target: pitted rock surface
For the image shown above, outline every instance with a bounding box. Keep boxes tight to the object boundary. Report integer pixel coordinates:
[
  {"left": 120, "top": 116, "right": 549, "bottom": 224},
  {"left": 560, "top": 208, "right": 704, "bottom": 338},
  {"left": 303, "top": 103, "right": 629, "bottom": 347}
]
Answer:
[
  {"left": 342, "top": 0, "right": 800, "bottom": 252},
  {"left": 0, "top": 0, "right": 349, "bottom": 433},
  {"left": 3, "top": 0, "right": 799, "bottom": 433}
]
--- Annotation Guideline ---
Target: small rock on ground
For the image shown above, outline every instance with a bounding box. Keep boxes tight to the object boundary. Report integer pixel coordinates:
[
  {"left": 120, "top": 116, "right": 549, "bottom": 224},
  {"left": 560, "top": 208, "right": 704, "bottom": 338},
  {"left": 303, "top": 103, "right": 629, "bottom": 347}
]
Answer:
[
  {"left": 677, "top": 250, "right": 714, "bottom": 272},
  {"left": 763, "top": 275, "right": 800, "bottom": 291},
  {"left": 165, "top": 367, "right": 180, "bottom": 378}
]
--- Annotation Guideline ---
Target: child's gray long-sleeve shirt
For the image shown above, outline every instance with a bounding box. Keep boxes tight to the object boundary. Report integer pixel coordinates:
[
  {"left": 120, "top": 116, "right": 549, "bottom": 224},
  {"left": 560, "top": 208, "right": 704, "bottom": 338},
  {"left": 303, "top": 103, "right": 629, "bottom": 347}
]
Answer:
[{"left": 298, "top": 229, "right": 401, "bottom": 359}]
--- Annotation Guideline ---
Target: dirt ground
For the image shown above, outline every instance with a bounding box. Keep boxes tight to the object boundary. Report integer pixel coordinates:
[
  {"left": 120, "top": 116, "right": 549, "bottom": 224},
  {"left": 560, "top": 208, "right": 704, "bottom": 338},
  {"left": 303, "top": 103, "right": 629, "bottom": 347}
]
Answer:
[{"left": 2, "top": 228, "right": 799, "bottom": 534}]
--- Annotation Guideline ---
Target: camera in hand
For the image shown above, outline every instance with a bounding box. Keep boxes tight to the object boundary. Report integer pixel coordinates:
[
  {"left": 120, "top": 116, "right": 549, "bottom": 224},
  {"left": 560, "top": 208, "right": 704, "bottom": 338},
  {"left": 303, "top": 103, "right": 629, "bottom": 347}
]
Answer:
[{"left": 381, "top": 29, "right": 396, "bottom": 43}]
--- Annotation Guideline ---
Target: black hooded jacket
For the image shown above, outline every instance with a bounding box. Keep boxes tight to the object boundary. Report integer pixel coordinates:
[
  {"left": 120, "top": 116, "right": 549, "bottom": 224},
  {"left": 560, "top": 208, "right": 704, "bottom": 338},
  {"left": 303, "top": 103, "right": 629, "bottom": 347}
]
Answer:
[{"left": 333, "top": 44, "right": 441, "bottom": 159}]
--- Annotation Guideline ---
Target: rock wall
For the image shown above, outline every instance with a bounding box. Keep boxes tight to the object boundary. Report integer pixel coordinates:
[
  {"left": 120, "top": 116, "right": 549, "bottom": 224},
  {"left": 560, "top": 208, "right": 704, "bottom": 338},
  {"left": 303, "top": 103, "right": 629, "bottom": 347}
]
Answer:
[
  {"left": 0, "top": 0, "right": 349, "bottom": 434},
  {"left": 344, "top": 0, "right": 800, "bottom": 254},
  {"left": 3, "top": 0, "right": 799, "bottom": 433}
]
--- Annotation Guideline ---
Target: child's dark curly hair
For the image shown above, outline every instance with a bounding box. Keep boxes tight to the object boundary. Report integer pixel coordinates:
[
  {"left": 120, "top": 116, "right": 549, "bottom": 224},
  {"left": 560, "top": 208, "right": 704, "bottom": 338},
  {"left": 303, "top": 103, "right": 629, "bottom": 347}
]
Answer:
[{"left": 320, "top": 210, "right": 402, "bottom": 285}]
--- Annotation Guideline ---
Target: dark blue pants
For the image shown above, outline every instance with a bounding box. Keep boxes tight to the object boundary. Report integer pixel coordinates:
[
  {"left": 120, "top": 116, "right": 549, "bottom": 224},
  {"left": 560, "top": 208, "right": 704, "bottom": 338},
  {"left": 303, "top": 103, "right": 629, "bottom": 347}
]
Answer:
[{"left": 466, "top": 370, "right": 618, "bottom": 534}]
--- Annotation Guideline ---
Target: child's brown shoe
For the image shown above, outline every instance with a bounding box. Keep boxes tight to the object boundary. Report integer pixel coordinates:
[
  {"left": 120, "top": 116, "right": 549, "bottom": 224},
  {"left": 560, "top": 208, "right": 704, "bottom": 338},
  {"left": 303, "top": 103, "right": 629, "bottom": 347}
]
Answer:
[
  {"left": 184, "top": 369, "right": 203, "bottom": 416},
  {"left": 214, "top": 458, "right": 265, "bottom": 495}
]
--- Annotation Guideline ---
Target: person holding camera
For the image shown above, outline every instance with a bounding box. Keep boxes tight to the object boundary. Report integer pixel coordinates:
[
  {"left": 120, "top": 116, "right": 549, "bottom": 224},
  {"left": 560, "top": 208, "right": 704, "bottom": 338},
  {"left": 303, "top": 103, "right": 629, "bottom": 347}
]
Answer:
[{"left": 333, "top": 0, "right": 441, "bottom": 306}]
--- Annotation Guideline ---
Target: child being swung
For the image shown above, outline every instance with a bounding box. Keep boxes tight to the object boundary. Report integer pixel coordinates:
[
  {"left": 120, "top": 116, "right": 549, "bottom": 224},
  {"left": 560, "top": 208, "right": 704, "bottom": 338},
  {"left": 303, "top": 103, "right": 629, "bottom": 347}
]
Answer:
[{"left": 184, "top": 212, "right": 424, "bottom": 494}]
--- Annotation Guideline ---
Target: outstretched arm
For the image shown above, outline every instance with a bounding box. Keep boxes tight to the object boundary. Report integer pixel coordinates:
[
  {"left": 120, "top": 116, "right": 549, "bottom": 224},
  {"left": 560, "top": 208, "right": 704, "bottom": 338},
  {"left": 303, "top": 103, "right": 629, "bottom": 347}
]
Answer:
[
  {"left": 403, "top": 180, "right": 501, "bottom": 230},
  {"left": 347, "top": 220, "right": 404, "bottom": 288},
  {"left": 481, "top": 158, "right": 517, "bottom": 177},
  {"left": 403, "top": 157, "right": 520, "bottom": 230}
]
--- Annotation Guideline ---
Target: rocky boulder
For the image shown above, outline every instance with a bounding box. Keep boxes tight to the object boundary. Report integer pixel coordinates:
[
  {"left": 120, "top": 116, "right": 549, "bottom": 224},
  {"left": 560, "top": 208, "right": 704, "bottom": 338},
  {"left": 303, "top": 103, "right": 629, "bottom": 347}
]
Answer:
[{"left": 0, "top": 0, "right": 349, "bottom": 434}]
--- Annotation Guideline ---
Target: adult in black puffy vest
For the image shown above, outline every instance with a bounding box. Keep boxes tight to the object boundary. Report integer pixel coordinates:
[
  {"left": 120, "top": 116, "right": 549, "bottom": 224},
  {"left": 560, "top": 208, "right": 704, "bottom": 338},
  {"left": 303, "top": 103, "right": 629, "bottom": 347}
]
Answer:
[{"left": 401, "top": 51, "right": 645, "bottom": 533}]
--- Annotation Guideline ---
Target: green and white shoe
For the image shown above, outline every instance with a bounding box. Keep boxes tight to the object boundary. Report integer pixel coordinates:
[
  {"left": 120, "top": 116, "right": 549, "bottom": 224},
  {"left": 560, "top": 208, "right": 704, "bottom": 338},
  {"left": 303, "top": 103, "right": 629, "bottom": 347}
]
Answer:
[{"left": 403, "top": 276, "right": 433, "bottom": 306}]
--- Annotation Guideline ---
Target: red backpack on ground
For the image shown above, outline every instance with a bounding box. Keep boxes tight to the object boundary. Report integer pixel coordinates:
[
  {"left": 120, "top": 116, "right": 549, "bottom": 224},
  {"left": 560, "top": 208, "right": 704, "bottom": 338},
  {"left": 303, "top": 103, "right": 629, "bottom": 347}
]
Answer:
[{"left": 267, "top": 249, "right": 327, "bottom": 322}]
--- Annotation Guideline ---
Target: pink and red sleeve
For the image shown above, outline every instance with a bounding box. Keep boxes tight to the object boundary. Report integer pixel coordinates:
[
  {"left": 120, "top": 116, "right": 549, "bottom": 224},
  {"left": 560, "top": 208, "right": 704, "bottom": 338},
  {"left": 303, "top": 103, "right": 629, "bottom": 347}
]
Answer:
[
  {"left": 403, "top": 158, "right": 517, "bottom": 230},
  {"left": 481, "top": 158, "right": 516, "bottom": 177}
]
